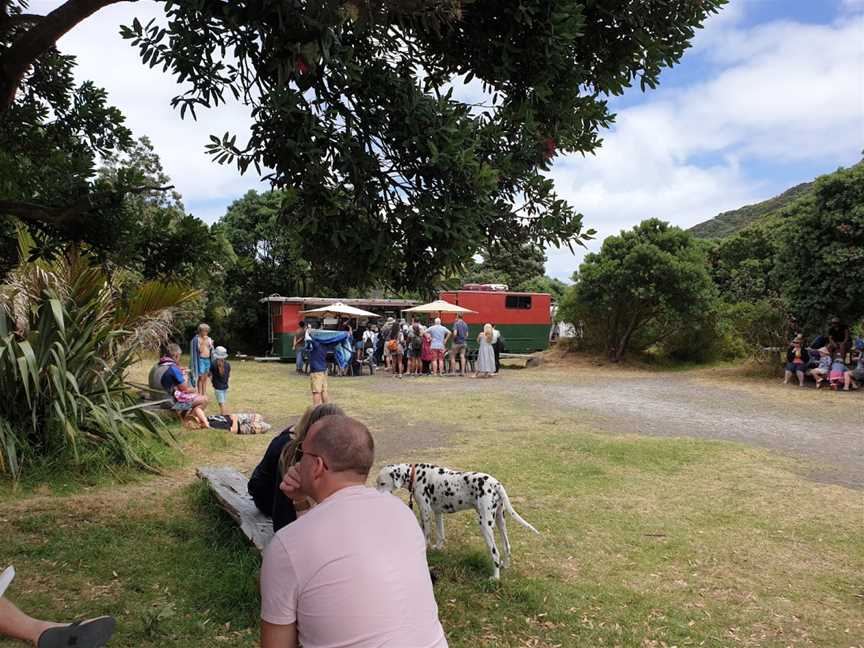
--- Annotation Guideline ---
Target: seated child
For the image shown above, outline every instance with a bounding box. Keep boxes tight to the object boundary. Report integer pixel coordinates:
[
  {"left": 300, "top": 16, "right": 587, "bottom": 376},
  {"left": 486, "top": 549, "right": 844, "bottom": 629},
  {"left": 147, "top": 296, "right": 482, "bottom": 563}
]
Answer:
[
  {"left": 810, "top": 348, "right": 832, "bottom": 389},
  {"left": 829, "top": 353, "right": 848, "bottom": 390}
]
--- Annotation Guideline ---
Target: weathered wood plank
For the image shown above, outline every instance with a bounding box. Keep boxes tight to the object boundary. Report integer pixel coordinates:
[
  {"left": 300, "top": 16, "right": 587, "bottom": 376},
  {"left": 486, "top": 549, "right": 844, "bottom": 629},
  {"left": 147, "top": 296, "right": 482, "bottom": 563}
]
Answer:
[{"left": 197, "top": 466, "right": 274, "bottom": 552}]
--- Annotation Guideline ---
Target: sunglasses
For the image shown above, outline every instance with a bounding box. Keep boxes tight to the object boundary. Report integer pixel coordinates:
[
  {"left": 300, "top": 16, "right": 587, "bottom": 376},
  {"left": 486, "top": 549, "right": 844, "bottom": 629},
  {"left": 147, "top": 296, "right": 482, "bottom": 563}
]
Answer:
[{"left": 296, "top": 445, "right": 327, "bottom": 468}]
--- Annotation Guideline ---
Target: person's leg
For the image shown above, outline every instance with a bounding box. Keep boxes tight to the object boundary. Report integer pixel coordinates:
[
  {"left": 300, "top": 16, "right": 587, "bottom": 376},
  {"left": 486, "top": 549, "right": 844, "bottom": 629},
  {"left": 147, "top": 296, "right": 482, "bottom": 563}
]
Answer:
[
  {"left": 459, "top": 349, "right": 467, "bottom": 376},
  {"left": 783, "top": 368, "right": 792, "bottom": 384},
  {"left": 192, "top": 406, "right": 209, "bottom": 428},
  {"left": 216, "top": 390, "right": 227, "bottom": 415},
  {"left": 0, "top": 596, "right": 53, "bottom": 644},
  {"left": 796, "top": 370, "right": 805, "bottom": 387},
  {"left": 295, "top": 349, "right": 303, "bottom": 373},
  {"left": 311, "top": 372, "right": 323, "bottom": 405}
]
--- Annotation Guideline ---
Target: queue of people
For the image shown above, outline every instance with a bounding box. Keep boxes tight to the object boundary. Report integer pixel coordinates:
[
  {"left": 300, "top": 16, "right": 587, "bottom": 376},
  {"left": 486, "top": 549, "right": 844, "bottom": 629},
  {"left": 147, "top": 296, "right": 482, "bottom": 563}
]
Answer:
[
  {"left": 783, "top": 317, "right": 864, "bottom": 391},
  {"left": 371, "top": 313, "right": 502, "bottom": 379}
]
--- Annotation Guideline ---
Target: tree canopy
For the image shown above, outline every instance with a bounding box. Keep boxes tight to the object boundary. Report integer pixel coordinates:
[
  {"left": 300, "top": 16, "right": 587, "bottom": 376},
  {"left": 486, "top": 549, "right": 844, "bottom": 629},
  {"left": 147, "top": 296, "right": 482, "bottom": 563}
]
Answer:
[
  {"left": 558, "top": 219, "right": 716, "bottom": 361},
  {"left": 1, "top": 0, "right": 725, "bottom": 291}
]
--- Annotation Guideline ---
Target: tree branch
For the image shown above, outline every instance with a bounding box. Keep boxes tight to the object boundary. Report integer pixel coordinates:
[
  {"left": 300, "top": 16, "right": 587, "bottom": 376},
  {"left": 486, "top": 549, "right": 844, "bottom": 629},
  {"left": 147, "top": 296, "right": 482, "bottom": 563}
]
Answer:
[
  {"left": 0, "top": 186, "right": 172, "bottom": 231},
  {"left": 0, "top": 13, "right": 43, "bottom": 33},
  {"left": 0, "top": 0, "right": 133, "bottom": 113}
]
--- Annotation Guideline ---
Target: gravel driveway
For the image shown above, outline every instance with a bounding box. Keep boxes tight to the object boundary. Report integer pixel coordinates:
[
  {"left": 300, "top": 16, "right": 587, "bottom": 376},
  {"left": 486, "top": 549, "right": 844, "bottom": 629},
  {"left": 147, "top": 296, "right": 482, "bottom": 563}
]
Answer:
[
  {"left": 363, "top": 364, "right": 863, "bottom": 489},
  {"left": 508, "top": 368, "right": 864, "bottom": 489}
]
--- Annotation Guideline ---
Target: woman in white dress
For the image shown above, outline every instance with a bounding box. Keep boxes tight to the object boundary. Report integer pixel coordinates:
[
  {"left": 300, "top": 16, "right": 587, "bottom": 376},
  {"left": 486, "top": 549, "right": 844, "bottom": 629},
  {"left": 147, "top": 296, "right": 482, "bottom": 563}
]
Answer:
[{"left": 474, "top": 323, "right": 496, "bottom": 378}]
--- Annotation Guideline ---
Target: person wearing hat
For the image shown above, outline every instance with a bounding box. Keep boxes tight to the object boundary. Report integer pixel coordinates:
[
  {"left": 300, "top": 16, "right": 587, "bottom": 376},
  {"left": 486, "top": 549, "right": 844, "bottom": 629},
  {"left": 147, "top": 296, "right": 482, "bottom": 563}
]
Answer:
[
  {"left": 809, "top": 347, "right": 833, "bottom": 389},
  {"left": 211, "top": 346, "right": 232, "bottom": 415},
  {"left": 784, "top": 334, "right": 810, "bottom": 387},
  {"left": 827, "top": 317, "right": 850, "bottom": 361}
]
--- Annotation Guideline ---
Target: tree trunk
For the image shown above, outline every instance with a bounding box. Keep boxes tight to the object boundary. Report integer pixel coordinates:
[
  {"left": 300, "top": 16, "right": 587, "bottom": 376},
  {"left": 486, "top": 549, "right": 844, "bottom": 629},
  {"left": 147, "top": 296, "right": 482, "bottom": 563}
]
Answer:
[
  {"left": 0, "top": 0, "right": 132, "bottom": 113},
  {"left": 613, "top": 311, "right": 642, "bottom": 363}
]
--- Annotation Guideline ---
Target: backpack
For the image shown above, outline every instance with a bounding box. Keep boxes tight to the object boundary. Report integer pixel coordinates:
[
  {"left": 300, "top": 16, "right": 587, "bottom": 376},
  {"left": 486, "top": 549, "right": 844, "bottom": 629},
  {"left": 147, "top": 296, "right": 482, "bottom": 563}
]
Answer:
[
  {"left": 387, "top": 339, "right": 399, "bottom": 352},
  {"left": 410, "top": 332, "right": 423, "bottom": 352}
]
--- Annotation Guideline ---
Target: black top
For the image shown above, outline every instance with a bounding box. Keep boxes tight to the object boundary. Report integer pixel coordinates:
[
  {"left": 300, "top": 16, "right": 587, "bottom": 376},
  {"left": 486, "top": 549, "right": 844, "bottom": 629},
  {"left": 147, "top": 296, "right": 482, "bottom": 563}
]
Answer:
[
  {"left": 207, "top": 415, "right": 233, "bottom": 430},
  {"left": 247, "top": 426, "right": 297, "bottom": 532},
  {"left": 211, "top": 361, "right": 231, "bottom": 390},
  {"left": 786, "top": 346, "right": 810, "bottom": 364},
  {"left": 828, "top": 324, "right": 849, "bottom": 344}
]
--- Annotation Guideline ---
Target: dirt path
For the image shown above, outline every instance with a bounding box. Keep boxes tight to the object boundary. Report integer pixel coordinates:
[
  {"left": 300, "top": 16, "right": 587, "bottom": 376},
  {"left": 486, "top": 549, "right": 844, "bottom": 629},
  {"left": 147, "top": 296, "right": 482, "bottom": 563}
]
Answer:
[
  {"left": 347, "top": 363, "right": 863, "bottom": 489},
  {"left": 500, "top": 366, "right": 864, "bottom": 489}
]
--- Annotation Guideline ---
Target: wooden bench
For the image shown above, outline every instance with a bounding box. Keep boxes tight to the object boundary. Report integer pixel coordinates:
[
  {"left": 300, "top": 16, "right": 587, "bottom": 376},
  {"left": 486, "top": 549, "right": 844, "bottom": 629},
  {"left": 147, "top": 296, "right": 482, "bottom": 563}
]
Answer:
[{"left": 197, "top": 466, "right": 274, "bottom": 551}]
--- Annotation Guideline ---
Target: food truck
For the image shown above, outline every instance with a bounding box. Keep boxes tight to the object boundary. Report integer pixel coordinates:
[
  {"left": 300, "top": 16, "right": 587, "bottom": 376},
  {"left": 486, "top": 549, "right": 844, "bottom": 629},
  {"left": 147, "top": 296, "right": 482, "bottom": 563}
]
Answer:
[
  {"left": 437, "top": 287, "right": 552, "bottom": 354},
  {"left": 260, "top": 296, "right": 419, "bottom": 358},
  {"left": 261, "top": 286, "right": 551, "bottom": 359}
]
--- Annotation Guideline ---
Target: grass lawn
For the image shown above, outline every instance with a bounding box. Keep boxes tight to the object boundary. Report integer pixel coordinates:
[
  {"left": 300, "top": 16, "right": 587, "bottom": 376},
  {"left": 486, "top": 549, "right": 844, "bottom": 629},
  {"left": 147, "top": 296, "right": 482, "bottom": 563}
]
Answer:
[{"left": 1, "top": 359, "right": 862, "bottom": 647}]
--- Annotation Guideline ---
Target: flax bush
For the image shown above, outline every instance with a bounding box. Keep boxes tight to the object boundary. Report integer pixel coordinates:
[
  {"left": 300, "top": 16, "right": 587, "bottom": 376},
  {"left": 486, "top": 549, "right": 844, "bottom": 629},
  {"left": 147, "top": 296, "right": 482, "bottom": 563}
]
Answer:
[{"left": 0, "top": 232, "right": 199, "bottom": 479}]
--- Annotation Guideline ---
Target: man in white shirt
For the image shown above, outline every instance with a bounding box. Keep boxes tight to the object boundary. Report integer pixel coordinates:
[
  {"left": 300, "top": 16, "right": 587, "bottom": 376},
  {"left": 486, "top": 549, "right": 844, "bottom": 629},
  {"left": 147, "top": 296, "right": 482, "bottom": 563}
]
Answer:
[{"left": 260, "top": 415, "right": 448, "bottom": 648}]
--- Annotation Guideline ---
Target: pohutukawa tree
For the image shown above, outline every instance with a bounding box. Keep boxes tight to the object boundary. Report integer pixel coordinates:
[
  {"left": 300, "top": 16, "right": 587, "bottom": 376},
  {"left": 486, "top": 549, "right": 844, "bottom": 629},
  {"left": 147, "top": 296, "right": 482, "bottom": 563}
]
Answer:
[{"left": 1, "top": 0, "right": 726, "bottom": 290}]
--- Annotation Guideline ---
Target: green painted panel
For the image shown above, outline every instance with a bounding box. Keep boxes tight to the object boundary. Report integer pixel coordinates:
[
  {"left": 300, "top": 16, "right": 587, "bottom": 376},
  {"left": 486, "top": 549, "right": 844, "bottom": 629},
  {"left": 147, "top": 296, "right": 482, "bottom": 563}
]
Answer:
[
  {"left": 462, "top": 323, "right": 549, "bottom": 354},
  {"left": 274, "top": 333, "right": 297, "bottom": 359}
]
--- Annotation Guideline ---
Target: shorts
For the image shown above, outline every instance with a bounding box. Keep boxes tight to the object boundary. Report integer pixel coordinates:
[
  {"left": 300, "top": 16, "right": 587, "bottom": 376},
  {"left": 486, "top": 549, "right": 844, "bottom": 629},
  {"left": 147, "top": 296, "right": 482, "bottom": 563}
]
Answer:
[
  {"left": 431, "top": 348, "right": 445, "bottom": 361},
  {"left": 198, "top": 357, "right": 212, "bottom": 375},
  {"left": 388, "top": 345, "right": 403, "bottom": 357},
  {"left": 214, "top": 389, "right": 228, "bottom": 404},
  {"left": 852, "top": 368, "right": 864, "bottom": 381},
  {"left": 408, "top": 346, "right": 422, "bottom": 358},
  {"left": 310, "top": 371, "right": 328, "bottom": 394},
  {"left": 354, "top": 340, "right": 364, "bottom": 351},
  {"left": 450, "top": 343, "right": 466, "bottom": 354},
  {"left": 785, "top": 362, "right": 804, "bottom": 372}
]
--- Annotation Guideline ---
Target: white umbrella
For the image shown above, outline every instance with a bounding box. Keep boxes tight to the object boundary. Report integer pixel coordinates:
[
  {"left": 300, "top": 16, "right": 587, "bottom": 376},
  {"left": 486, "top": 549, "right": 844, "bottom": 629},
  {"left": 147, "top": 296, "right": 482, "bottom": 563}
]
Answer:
[
  {"left": 402, "top": 299, "right": 477, "bottom": 314},
  {"left": 299, "top": 302, "right": 380, "bottom": 318}
]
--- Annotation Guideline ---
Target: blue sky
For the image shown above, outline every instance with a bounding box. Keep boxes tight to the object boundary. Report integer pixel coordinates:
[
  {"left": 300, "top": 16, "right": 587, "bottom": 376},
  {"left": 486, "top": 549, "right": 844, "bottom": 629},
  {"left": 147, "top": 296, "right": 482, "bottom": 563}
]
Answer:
[{"left": 46, "top": 0, "right": 864, "bottom": 281}]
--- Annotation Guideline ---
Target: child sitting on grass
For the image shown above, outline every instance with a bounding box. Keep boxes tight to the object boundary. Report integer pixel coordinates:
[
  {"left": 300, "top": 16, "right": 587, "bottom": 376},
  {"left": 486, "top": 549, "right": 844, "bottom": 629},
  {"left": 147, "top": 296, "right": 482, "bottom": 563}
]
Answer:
[{"left": 211, "top": 346, "right": 231, "bottom": 415}]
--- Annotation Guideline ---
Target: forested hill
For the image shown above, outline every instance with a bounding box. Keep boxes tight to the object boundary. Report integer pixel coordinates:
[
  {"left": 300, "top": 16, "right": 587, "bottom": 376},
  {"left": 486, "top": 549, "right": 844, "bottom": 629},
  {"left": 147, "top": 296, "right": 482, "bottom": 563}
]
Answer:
[
  {"left": 690, "top": 160, "right": 864, "bottom": 239},
  {"left": 688, "top": 179, "right": 815, "bottom": 240}
]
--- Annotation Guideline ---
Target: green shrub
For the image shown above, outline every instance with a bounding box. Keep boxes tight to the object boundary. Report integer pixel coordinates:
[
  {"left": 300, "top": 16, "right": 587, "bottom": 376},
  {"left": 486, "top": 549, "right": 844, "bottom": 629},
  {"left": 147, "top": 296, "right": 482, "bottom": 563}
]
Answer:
[{"left": 0, "top": 233, "right": 199, "bottom": 478}]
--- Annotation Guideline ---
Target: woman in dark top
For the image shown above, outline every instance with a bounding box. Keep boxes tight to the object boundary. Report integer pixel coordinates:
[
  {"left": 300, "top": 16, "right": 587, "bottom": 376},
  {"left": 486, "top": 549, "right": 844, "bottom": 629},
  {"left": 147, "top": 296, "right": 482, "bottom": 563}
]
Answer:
[{"left": 247, "top": 402, "right": 344, "bottom": 532}]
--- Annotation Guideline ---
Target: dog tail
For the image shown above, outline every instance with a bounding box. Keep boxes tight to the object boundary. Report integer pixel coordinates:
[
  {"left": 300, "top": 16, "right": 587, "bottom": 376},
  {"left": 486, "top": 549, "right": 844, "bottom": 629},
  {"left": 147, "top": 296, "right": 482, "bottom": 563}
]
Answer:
[{"left": 498, "top": 484, "right": 539, "bottom": 534}]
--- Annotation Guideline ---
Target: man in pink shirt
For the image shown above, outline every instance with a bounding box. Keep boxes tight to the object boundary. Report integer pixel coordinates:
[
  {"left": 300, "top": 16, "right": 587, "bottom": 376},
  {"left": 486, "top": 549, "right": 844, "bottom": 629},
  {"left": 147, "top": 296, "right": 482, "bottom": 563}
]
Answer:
[{"left": 260, "top": 415, "right": 448, "bottom": 648}]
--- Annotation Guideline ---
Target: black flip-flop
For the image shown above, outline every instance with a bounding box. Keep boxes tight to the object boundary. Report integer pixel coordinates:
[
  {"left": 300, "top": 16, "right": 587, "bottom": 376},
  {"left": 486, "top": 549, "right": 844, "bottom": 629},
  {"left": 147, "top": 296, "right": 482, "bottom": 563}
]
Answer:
[{"left": 37, "top": 616, "right": 116, "bottom": 648}]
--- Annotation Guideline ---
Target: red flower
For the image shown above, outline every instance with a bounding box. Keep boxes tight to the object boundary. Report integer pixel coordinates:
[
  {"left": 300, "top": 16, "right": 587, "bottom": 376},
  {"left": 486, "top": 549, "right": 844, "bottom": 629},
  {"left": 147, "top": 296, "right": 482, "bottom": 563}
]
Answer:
[{"left": 296, "top": 57, "right": 310, "bottom": 75}]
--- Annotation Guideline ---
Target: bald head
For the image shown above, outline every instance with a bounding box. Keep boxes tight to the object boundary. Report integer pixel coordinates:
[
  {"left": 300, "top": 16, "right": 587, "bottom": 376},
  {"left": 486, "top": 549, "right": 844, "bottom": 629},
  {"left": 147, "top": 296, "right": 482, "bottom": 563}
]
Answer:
[{"left": 307, "top": 415, "right": 375, "bottom": 478}]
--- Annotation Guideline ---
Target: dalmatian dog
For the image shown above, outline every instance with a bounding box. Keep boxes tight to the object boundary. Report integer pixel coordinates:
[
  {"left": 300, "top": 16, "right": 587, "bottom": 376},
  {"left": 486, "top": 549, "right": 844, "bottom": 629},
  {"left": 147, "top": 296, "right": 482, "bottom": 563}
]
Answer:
[{"left": 376, "top": 463, "right": 539, "bottom": 579}]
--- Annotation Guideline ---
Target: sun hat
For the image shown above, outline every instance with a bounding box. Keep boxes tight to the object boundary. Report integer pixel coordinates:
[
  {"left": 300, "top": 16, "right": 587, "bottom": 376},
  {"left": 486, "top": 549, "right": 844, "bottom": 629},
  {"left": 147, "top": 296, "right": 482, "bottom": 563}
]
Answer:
[{"left": 213, "top": 346, "right": 228, "bottom": 360}]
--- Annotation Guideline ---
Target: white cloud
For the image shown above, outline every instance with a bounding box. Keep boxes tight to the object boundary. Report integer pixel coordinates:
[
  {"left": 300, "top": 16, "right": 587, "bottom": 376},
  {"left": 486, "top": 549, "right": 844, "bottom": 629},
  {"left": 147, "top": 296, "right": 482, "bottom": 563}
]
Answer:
[
  {"left": 840, "top": 0, "right": 864, "bottom": 14},
  {"left": 543, "top": 14, "right": 864, "bottom": 280}
]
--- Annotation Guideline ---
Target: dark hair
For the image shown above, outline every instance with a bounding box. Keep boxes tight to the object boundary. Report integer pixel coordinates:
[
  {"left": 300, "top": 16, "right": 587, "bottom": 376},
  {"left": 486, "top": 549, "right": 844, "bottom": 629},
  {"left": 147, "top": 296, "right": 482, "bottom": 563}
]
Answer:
[
  {"left": 389, "top": 322, "right": 401, "bottom": 339},
  {"left": 298, "top": 320, "right": 306, "bottom": 327},
  {"left": 279, "top": 403, "right": 345, "bottom": 474},
  {"left": 308, "top": 415, "right": 374, "bottom": 477}
]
